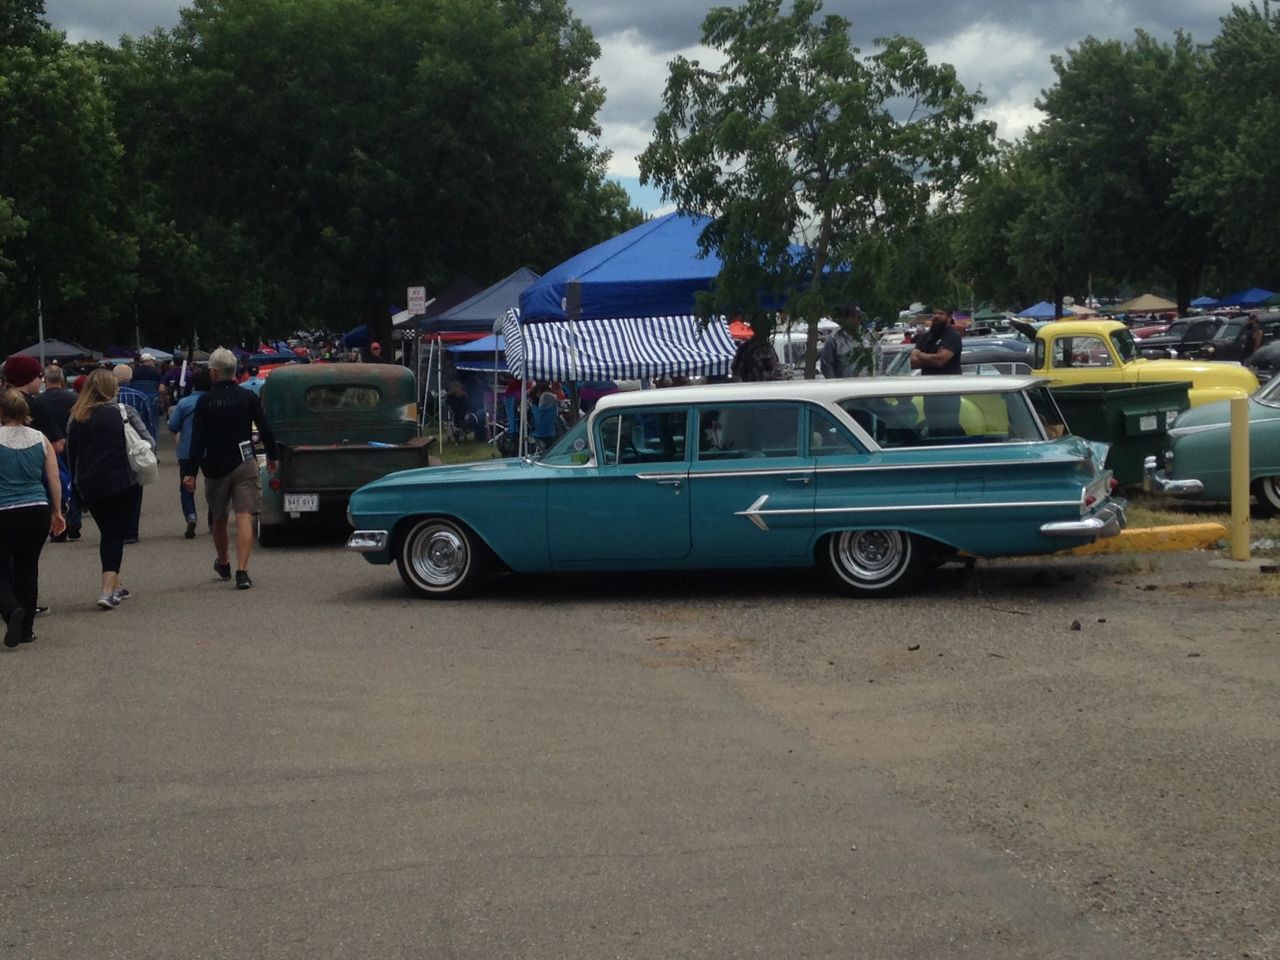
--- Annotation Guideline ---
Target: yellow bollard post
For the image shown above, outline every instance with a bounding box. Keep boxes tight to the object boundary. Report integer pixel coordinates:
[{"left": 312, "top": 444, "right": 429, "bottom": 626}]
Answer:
[{"left": 1229, "top": 396, "right": 1250, "bottom": 561}]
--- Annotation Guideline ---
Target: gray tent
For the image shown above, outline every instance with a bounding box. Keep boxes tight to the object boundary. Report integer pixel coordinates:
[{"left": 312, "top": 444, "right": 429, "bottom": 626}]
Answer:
[{"left": 10, "top": 339, "right": 100, "bottom": 363}]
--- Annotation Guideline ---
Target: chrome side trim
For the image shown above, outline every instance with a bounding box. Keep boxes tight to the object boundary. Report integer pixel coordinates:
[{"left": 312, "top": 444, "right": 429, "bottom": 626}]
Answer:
[
  {"left": 672, "top": 457, "right": 1083, "bottom": 482},
  {"left": 347, "top": 530, "right": 389, "bottom": 552},
  {"left": 747, "top": 498, "right": 1082, "bottom": 518}
]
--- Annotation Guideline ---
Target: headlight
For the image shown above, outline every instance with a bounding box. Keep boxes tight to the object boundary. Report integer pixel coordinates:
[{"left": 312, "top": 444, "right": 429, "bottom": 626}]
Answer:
[{"left": 1205, "top": 345, "right": 1215, "bottom": 356}]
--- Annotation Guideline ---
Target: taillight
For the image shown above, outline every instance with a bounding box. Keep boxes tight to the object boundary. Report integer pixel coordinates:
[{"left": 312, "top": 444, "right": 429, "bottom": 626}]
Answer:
[
  {"left": 269, "top": 477, "right": 282, "bottom": 491},
  {"left": 1085, "top": 494, "right": 1097, "bottom": 507},
  {"left": 1109, "top": 478, "right": 1119, "bottom": 492}
]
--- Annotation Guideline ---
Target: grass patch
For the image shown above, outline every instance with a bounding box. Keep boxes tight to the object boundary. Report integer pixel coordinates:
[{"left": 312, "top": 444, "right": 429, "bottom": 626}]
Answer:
[{"left": 434, "top": 437, "right": 501, "bottom": 464}]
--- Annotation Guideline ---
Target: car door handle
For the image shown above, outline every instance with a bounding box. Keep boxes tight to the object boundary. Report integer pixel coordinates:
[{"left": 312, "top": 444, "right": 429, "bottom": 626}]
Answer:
[
  {"left": 655, "top": 478, "right": 683, "bottom": 490},
  {"left": 785, "top": 475, "right": 812, "bottom": 485}
]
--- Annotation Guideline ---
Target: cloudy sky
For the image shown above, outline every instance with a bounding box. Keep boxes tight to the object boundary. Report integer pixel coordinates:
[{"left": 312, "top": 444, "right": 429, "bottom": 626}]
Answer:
[{"left": 46, "top": 0, "right": 1241, "bottom": 212}]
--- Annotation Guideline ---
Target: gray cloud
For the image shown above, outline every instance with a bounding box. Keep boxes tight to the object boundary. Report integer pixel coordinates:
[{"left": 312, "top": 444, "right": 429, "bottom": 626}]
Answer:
[{"left": 44, "top": 0, "right": 1241, "bottom": 191}]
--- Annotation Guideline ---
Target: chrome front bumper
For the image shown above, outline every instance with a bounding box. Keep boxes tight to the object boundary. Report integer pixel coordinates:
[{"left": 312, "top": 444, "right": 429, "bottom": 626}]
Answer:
[
  {"left": 347, "top": 529, "right": 389, "bottom": 552},
  {"left": 1142, "top": 456, "right": 1205, "bottom": 496},
  {"left": 1040, "top": 499, "right": 1128, "bottom": 539}
]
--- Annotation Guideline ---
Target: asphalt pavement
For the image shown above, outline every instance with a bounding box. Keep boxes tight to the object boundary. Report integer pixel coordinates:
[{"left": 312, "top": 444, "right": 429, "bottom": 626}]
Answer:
[{"left": 2, "top": 446, "right": 1271, "bottom": 958}]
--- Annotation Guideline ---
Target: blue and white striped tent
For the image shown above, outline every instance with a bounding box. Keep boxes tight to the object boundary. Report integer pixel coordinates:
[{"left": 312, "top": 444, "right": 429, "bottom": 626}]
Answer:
[{"left": 500, "top": 308, "right": 737, "bottom": 381}]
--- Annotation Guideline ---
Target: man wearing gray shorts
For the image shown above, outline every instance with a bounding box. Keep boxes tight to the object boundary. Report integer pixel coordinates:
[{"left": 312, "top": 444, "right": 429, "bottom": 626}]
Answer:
[{"left": 182, "top": 348, "right": 277, "bottom": 589}]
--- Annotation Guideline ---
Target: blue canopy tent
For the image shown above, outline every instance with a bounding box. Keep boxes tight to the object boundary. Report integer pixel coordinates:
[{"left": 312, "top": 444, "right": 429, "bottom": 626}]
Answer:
[
  {"left": 1017, "top": 301, "right": 1062, "bottom": 319},
  {"left": 520, "top": 211, "right": 794, "bottom": 322},
  {"left": 448, "top": 334, "right": 506, "bottom": 373},
  {"left": 426, "top": 268, "right": 539, "bottom": 333},
  {"left": 1215, "top": 287, "right": 1275, "bottom": 307},
  {"left": 1190, "top": 296, "right": 1217, "bottom": 308}
]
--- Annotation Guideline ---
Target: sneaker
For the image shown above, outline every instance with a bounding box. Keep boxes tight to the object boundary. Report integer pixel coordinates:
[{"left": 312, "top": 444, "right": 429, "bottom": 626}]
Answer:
[
  {"left": 111, "top": 587, "right": 131, "bottom": 603},
  {"left": 49, "top": 532, "right": 67, "bottom": 543},
  {"left": 214, "top": 560, "right": 232, "bottom": 581},
  {"left": 184, "top": 518, "right": 197, "bottom": 539},
  {"left": 4, "top": 608, "right": 23, "bottom": 648},
  {"left": 66, "top": 528, "right": 81, "bottom": 542},
  {"left": 235, "top": 570, "right": 253, "bottom": 590},
  {"left": 35, "top": 605, "right": 49, "bottom": 616},
  {"left": 124, "top": 536, "right": 139, "bottom": 545},
  {"left": 96, "top": 594, "right": 118, "bottom": 610}
]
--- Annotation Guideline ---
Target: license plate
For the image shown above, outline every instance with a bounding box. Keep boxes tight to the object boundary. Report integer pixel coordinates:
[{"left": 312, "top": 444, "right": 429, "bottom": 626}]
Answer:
[{"left": 284, "top": 493, "right": 320, "bottom": 512}]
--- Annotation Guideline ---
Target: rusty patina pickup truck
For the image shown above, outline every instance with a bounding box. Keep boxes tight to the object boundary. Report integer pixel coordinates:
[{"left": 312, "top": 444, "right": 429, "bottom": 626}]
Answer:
[{"left": 256, "top": 363, "right": 436, "bottom": 546}]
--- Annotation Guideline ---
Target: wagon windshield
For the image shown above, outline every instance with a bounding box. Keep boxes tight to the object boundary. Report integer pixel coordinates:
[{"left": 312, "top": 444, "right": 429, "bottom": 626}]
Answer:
[{"left": 540, "top": 419, "right": 591, "bottom": 465}]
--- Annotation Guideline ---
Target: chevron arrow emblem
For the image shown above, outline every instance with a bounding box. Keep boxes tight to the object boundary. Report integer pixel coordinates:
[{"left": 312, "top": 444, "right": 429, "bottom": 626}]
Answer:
[{"left": 735, "top": 494, "right": 771, "bottom": 532}]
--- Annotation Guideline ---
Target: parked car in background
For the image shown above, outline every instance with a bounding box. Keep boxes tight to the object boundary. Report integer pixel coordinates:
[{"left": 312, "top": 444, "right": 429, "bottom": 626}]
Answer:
[
  {"left": 880, "top": 336, "right": 1032, "bottom": 376},
  {"left": 1145, "top": 374, "right": 1280, "bottom": 516},
  {"left": 347, "top": 377, "right": 1126, "bottom": 599},
  {"left": 1013, "top": 319, "right": 1258, "bottom": 407},
  {"left": 1185, "top": 314, "right": 1280, "bottom": 363},
  {"left": 1133, "top": 316, "right": 1225, "bottom": 358},
  {"left": 1247, "top": 341, "right": 1280, "bottom": 382}
]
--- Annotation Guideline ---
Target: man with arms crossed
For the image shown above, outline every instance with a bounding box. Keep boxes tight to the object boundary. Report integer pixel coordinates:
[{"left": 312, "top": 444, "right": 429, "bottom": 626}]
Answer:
[{"left": 183, "top": 348, "right": 277, "bottom": 589}]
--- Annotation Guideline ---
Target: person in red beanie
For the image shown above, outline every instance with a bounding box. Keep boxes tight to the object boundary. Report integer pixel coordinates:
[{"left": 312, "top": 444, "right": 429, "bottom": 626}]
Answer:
[{"left": 3, "top": 355, "right": 63, "bottom": 455}]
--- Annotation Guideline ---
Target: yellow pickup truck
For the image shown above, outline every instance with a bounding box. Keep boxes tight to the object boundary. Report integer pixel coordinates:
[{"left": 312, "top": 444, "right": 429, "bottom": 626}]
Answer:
[{"left": 1015, "top": 319, "right": 1258, "bottom": 407}]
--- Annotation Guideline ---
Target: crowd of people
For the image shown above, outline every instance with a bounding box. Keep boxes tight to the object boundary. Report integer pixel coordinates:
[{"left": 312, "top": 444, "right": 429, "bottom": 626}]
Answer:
[{"left": 0, "top": 347, "right": 277, "bottom": 651}]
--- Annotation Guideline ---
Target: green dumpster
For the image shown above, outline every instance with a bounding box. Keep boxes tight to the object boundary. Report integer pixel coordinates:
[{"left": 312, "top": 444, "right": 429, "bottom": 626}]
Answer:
[{"left": 1048, "top": 382, "right": 1191, "bottom": 485}]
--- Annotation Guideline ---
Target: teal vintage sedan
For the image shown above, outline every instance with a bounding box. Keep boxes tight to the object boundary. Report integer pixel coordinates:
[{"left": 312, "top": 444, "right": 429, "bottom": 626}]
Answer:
[
  {"left": 1144, "top": 374, "right": 1280, "bottom": 515},
  {"left": 346, "top": 377, "right": 1126, "bottom": 598}
]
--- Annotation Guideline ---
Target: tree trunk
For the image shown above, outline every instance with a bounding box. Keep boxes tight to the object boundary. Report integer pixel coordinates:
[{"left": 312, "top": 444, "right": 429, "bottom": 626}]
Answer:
[
  {"left": 1174, "top": 259, "right": 1203, "bottom": 318},
  {"left": 803, "top": 213, "right": 834, "bottom": 380}
]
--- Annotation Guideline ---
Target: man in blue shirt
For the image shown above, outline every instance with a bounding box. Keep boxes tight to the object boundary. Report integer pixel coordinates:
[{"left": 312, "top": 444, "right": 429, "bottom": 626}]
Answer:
[{"left": 167, "top": 368, "right": 210, "bottom": 539}]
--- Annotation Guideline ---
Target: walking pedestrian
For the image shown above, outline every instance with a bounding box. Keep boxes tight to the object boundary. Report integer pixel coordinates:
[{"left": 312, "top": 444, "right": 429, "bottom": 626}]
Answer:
[
  {"left": 64, "top": 370, "right": 139, "bottom": 610},
  {"left": 114, "top": 364, "right": 157, "bottom": 543},
  {"left": 183, "top": 348, "right": 278, "bottom": 589},
  {"left": 38, "top": 364, "right": 80, "bottom": 542},
  {"left": 168, "top": 368, "right": 210, "bottom": 539},
  {"left": 0, "top": 388, "right": 66, "bottom": 646}
]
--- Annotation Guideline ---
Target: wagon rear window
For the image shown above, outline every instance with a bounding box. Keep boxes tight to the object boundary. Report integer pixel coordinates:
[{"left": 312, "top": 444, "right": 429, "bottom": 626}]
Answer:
[
  {"left": 838, "top": 392, "right": 1043, "bottom": 448},
  {"left": 305, "top": 385, "right": 381, "bottom": 410}
]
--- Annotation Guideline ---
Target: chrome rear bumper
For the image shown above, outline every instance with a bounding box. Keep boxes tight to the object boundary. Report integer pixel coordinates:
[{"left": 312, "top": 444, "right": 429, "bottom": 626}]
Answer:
[
  {"left": 1040, "top": 499, "right": 1127, "bottom": 539},
  {"left": 347, "top": 530, "right": 389, "bottom": 552},
  {"left": 1142, "top": 456, "right": 1205, "bottom": 496}
]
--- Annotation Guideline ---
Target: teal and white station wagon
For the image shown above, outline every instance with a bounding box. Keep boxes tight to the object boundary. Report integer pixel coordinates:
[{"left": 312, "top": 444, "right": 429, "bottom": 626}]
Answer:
[{"left": 346, "top": 377, "right": 1126, "bottom": 598}]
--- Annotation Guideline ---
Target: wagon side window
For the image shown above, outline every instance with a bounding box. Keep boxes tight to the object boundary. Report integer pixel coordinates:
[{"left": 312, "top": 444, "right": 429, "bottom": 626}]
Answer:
[
  {"left": 697, "top": 405, "right": 799, "bottom": 460},
  {"left": 597, "top": 410, "right": 687, "bottom": 465},
  {"left": 807, "top": 408, "right": 861, "bottom": 456}
]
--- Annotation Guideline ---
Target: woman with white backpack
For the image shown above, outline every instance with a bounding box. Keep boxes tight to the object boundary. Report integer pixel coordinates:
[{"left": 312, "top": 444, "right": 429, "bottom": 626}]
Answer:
[{"left": 65, "top": 369, "right": 156, "bottom": 609}]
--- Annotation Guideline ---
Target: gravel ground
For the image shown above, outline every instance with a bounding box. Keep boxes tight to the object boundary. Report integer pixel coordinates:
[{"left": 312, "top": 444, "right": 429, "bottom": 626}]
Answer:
[{"left": 595, "top": 551, "right": 1280, "bottom": 960}]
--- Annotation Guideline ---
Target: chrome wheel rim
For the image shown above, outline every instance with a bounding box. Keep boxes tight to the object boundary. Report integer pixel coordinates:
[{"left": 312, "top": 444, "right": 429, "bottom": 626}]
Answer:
[
  {"left": 410, "top": 524, "right": 469, "bottom": 587},
  {"left": 834, "top": 530, "right": 905, "bottom": 582}
]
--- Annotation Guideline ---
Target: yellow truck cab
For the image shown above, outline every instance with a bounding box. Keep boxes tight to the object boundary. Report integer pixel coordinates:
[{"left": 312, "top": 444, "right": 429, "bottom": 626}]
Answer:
[{"left": 1020, "top": 319, "right": 1258, "bottom": 407}]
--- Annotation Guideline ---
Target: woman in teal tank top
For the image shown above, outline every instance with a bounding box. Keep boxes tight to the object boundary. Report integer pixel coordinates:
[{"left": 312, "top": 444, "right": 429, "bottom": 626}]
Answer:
[{"left": 0, "top": 388, "right": 66, "bottom": 647}]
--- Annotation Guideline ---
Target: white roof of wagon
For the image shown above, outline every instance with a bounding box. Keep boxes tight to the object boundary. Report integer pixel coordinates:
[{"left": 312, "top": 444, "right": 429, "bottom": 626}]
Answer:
[{"left": 591, "top": 375, "right": 1047, "bottom": 412}]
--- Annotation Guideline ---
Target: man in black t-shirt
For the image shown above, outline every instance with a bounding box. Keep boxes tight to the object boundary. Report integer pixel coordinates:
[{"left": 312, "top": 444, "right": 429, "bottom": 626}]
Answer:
[
  {"left": 909, "top": 306, "right": 965, "bottom": 437},
  {"left": 909, "top": 306, "right": 964, "bottom": 375}
]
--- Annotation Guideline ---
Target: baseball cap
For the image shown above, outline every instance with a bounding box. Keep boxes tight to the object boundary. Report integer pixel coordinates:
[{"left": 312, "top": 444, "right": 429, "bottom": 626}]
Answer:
[{"left": 140, "top": 352, "right": 156, "bottom": 361}]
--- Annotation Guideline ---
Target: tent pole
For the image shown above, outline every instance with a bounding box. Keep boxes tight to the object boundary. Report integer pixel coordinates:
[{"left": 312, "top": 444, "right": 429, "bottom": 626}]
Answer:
[
  {"left": 37, "top": 294, "right": 45, "bottom": 372},
  {"left": 437, "top": 338, "right": 444, "bottom": 452}
]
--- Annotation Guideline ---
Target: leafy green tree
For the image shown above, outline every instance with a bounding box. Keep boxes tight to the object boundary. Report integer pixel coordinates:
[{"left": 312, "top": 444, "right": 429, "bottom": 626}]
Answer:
[
  {"left": 142, "top": 0, "right": 628, "bottom": 347},
  {"left": 1031, "top": 32, "right": 1210, "bottom": 313},
  {"left": 640, "top": 0, "right": 994, "bottom": 375},
  {"left": 1178, "top": 3, "right": 1280, "bottom": 289},
  {"left": 0, "top": 11, "right": 136, "bottom": 347}
]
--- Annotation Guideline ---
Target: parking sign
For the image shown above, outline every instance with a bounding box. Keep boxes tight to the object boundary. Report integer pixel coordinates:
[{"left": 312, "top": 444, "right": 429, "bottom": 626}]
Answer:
[{"left": 407, "top": 286, "right": 427, "bottom": 314}]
